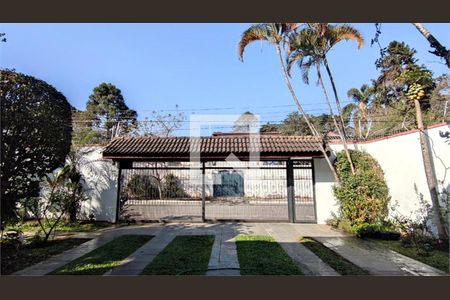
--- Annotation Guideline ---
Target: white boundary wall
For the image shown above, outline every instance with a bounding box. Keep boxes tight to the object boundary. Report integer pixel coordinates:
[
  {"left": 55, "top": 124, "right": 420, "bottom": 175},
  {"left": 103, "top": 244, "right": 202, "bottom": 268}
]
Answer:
[
  {"left": 78, "top": 147, "right": 118, "bottom": 222},
  {"left": 79, "top": 122, "right": 450, "bottom": 225},
  {"left": 314, "top": 122, "right": 450, "bottom": 226}
]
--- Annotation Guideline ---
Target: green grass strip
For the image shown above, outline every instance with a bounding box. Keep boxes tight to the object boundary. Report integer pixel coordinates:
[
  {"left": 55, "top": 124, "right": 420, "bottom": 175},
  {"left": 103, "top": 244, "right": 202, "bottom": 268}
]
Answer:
[
  {"left": 235, "top": 235, "right": 303, "bottom": 275},
  {"left": 141, "top": 235, "right": 215, "bottom": 275},
  {"left": 300, "top": 237, "right": 369, "bottom": 275},
  {"left": 371, "top": 239, "right": 449, "bottom": 274},
  {"left": 1, "top": 238, "right": 90, "bottom": 275},
  {"left": 51, "top": 235, "right": 153, "bottom": 275}
]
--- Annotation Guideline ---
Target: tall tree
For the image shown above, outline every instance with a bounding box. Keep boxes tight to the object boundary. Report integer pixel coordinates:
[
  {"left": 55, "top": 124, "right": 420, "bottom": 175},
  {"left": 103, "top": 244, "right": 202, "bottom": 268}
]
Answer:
[
  {"left": 134, "top": 106, "right": 185, "bottom": 137},
  {"left": 347, "top": 84, "right": 374, "bottom": 138},
  {"left": 238, "top": 23, "right": 340, "bottom": 183},
  {"left": 86, "top": 83, "right": 137, "bottom": 141},
  {"left": 1, "top": 69, "right": 72, "bottom": 221},
  {"left": 412, "top": 23, "right": 450, "bottom": 69},
  {"left": 286, "top": 23, "right": 364, "bottom": 174},
  {"left": 401, "top": 68, "right": 448, "bottom": 240},
  {"left": 371, "top": 41, "right": 436, "bottom": 134},
  {"left": 71, "top": 109, "right": 102, "bottom": 149},
  {"left": 233, "top": 111, "right": 259, "bottom": 132}
]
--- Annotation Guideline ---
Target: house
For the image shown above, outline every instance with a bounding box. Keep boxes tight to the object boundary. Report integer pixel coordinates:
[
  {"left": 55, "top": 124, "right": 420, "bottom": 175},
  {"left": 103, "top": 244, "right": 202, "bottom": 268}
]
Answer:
[{"left": 77, "top": 122, "right": 450, "bottom": 231}]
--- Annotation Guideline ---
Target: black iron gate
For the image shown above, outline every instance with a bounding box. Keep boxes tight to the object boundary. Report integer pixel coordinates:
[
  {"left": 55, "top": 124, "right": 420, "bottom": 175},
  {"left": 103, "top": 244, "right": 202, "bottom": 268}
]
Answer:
[{"left": 117, "top": 160, "right": 316, "bottom": 223}]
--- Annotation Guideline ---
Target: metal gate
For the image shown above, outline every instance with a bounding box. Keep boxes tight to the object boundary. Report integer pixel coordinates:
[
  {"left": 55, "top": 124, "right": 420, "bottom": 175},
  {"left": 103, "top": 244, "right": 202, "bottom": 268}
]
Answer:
[
  {"left": 117, "top": 160, "right": 315, "bottom": 223},
  {"left": 293, "top": 160, "right": 316, "bottom": 222}
]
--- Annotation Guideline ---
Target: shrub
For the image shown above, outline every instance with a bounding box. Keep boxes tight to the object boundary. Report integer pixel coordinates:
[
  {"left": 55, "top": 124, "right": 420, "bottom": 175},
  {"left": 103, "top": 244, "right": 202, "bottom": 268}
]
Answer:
[
  {"left": 325, "top": 212, "right": 340, "bottom": 228},
  {"left": 126, "top": 174, "right": 160, "bottom": 199},
  {"left": 352, "top": 222, "right": 400, "bottom": 240},
  {"left": 161, "top": 173, "right": 189, "bottom": 198},
  {"left": 1, "top": 69, "right": 72, "bottom": 222},
  {"left": 333, "top": 150, "right": 391, "bottom": 226},
  {"left": 390, "top": 194, "right": 446, "bottom": 256}
]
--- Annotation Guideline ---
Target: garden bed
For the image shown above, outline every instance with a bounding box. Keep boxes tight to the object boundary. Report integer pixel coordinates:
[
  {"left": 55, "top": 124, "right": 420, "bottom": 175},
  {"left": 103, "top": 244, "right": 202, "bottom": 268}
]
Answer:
[
  {"left": 300, "top": 237, "right": 369, "bottom": 275},
  {"left": 141, "top": 235, "right": 215, "bottom": 275},
  {"left": 235, "top": 235, "right": 303, "bottom": 275},
  {"left": 51, "top": 235, "right": 153, "bottom": 275},
  {"left": 4, "top": 220, "right": 113, "bottom": 235},
  {"left": 1, "top": 237, "right": 91, "bottom": 275}
]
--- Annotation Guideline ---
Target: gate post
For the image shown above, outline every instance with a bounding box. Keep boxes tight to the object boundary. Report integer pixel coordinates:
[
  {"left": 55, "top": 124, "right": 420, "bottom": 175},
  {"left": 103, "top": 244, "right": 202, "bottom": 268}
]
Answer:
[
  {"left": 201, "top": 161, "right": 206, "bottom": 222},
  {"left": 286, "top": 160, "right": 295, "bottom": 223},
  {"left": 114, "top": 161, "right": 122, "bottom": 224}
]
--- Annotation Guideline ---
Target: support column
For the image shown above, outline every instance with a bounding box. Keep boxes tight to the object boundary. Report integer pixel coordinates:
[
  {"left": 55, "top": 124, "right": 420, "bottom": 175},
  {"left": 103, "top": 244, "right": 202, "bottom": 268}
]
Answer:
[
  {"left": 201, "top": 161, "right": 206, "bottom": 222},
  {"left": 114, "top": 161, "right": 123, "bottom": 224},
  {"left": 286, "top": 159, "right": 295, "bottom": 223}
]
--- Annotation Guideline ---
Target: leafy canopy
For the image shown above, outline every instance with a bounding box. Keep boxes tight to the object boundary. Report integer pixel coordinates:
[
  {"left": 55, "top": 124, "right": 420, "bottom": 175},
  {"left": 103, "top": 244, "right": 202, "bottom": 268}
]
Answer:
[{"left": 1, "top": 69, "right": 72, "bottom": 221}]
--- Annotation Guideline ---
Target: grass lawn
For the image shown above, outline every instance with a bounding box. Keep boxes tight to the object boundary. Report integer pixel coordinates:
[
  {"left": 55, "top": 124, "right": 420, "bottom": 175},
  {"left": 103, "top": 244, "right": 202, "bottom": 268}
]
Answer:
[
  {"left": 5, "top": 220, "right": 112, "bottom": 234},
  {"left": 300, "top": 237, "right": 369, "bottom": 275},
  {"left": 51, "top": 235, "right": 153, "bottom": 275},
  {"left": 1, "top": 238, "right": 91, "bottom": 275},
  {"left": 370, "top": 239, "right": 449, "bottom": 274},
  {"left": 235, "top": 235, "right": 303, "bottom": 275},
  {"left": 141, "top": 235, "right": 215, "bottom": 275}
]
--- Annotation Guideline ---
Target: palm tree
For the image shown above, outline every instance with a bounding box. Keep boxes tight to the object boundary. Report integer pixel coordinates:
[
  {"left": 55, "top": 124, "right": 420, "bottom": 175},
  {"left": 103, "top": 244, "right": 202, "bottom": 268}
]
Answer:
[
  {"left": 412, "top": 23, "right": 450, "bottom": 68},
  {"left": 347, "top": 84, "right": 374, "bottom": 139},
  {"left": 286, "top": 24, "right": 364, "bottom": 174},
  {"left": 285, "top": 27, "right": 351, "bottom": 165},
  {"left": 238, "top": 23, "right": 340, "bottom": 183}
]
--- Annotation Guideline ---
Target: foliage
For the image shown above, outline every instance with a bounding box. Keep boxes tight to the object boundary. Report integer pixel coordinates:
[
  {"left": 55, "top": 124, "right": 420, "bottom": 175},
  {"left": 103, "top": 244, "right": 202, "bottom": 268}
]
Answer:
[
  {"left": 86, "top": 82, "right": 137, "bottom": 141},
  {"left": 4, "top": 220, "right": 111, "bottom": 234},
  {"left": 19, "top": 165, "right": 88, "bottom": 243},
  {"left": 1, "top": 69, "right": 72, "bottom": 222},
  {"left": 352, "top": 222, "right": 400, "bottom": 240},
  {"left": 262, "top": 112, "right": 334, "bottom": 136},
  {"left": 161, "top": 173, "right": 189, "bottom": 198},
  {"left": 346, "top": 84, "right": 374, "bottom": 138},
  {"left": 333, "top": 150, "right": 391, "bottom": 226},
  {"left": 389, "top": 192, "right": 448, "bottom": 256},
  {"left": 71, "top": 110, "right": 103, "bottom": 148},
  {"left": 133, "top": 106, "right": 185, "bottom": 137},
  {"left": 126, "top": 174, "right": 160, "bottom": 199}
]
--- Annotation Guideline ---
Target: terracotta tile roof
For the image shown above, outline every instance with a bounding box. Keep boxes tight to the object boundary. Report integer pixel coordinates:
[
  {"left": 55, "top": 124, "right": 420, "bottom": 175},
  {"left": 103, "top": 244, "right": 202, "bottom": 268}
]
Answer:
[{"left": 102, "top": 135, "right": 324, "bottom": 159}]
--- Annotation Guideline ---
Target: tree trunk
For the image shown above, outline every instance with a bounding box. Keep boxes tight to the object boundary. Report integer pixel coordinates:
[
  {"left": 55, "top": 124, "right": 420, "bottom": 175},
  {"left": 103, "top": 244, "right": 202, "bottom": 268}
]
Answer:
[
  {"left": 412, "top": 23, "right": 450, "bottom": 69},
  {"left": 275, "top": 44, "right": 340, "bottom": 184},
  {"left": 316, "top": 65, "right": 350, "bottom": 151},
  {"left": 414, "top": 99, "right": 448, "bottom": 240},
  {"left": 323, "top": 57, "right": 356, "bottom": 174}
]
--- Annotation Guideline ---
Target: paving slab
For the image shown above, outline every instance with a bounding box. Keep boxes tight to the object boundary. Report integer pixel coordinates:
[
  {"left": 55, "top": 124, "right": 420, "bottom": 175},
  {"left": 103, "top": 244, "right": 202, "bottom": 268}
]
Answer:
[
  {"left": 314, "top": 236, "right": 446, "bottom": 276},
  {"left": 207, "top": 224, "right": 240, "bottom": 276},
  {"left": 261, "top": 223, "right": 339, "bottom": 276}
]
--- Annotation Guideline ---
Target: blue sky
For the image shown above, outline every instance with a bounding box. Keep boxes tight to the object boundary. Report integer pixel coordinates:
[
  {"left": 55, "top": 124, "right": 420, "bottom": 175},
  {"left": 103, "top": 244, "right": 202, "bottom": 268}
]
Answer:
[{"left": 1, "top": 23, "right": 449, "bottom": 134}]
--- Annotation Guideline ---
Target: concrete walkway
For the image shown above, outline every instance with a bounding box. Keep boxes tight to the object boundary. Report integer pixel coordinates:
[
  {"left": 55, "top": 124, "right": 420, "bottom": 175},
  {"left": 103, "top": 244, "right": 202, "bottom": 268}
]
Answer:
[
  {"left": 206, "top": 223, "right": 240, "bottom": 276},
  {"left": 11, "top": 222, "right": 446, "bottom": 276},
  {"left": 259, "top": 223, "right": 340, "bottom": 276},
  {"left": 315, "top": 236, "right": 446, "bottom": 276}
]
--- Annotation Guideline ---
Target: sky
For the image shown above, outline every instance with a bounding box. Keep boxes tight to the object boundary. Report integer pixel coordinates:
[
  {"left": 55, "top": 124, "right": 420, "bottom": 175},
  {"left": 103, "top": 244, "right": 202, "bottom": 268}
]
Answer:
[{"left": 1, "top": 23, "right": 449, "bottom": 135}]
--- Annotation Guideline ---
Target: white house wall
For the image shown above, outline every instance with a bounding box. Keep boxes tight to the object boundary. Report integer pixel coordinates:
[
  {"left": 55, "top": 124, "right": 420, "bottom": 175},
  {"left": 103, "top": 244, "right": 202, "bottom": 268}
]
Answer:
[{"left": 78, "top": 147, "right": 118, "bottom": 222}]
